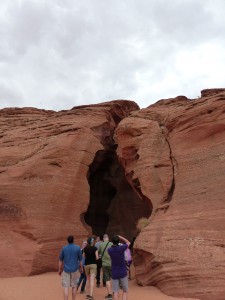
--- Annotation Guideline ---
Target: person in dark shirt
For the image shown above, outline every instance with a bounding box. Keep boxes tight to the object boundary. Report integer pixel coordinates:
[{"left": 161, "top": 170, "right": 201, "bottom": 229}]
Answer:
[
  {"left": 83, "top": 237, "right": 99, "bottom": 299},
  {"left": 108, "top": 235, "right": 130, "bottom": 300},
  {"left": 58, "top": 235, "right": 83, "bottom": 300}
]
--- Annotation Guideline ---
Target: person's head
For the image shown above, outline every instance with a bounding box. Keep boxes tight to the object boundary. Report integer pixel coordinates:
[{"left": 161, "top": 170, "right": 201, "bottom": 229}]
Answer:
[
  {"left": 112, "top": 235, "right": 120, "bottom": 246},
  {"left": 99, "top": 234, "right": 104, "bottom": 241},
  {"left": 103, "top": 234, "right": 109, "bottom": 242},
  {"left": 67, "top": 235, "right": 74, "bottom": 244},
  {"left": 95, "top": 236, "right": 100, "bottom": 243},
  {"left": 87, "top": 237, "right": 94, "bottom": 245},
  {"left": 82, "top": 241, "right": 87, "bottom": 249}
]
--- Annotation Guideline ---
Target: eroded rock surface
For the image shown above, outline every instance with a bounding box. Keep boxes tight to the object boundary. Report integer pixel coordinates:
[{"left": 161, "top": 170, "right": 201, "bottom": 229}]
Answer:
[
  {"left": 2, "top": 88, "right": 225, "bottom": 300},
  {"left": 0, "top": 101, "right": 139, "bottom": 277},
  {"left": 115, "top": 89, "right": 225, "bottom": 300}
]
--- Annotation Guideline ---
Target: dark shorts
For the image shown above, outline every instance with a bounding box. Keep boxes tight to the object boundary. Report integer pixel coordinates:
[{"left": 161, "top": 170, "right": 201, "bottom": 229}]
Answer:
[{"left": 102, "top": 265, "right": 112, "bottom": 281}]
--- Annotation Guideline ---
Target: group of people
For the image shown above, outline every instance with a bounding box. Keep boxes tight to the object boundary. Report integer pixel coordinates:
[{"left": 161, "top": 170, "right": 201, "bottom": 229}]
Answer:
[{"left": 58, "top": 233, "right": 133, "bottom": 300}]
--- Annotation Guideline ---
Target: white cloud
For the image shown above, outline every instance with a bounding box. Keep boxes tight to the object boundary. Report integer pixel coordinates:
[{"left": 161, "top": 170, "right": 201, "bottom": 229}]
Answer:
[{"left": 0, "top": 0, "right": 225, "bottom": 111}]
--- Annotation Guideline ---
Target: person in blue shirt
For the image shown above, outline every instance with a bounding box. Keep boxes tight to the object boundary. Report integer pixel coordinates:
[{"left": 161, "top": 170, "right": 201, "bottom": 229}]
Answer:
[{"left": 59, "top": 235, "right": 83, "bottom": 300}]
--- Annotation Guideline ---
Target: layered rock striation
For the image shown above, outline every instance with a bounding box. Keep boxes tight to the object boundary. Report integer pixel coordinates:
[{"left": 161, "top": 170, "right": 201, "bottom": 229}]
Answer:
[
  {"left": 0, "top": 101, "right": 139, "bottom": 277},
  {"left": 1, "top": 88, "right": 225, "bottom": 300},
  {"left": 115, "top": 89, "right": 225, "bottom": 300}
]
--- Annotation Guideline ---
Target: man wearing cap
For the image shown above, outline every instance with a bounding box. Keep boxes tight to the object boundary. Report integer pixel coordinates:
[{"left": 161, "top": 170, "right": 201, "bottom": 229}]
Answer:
[{"left": 99, "top": 234, "right": 113, "bottom": 299}]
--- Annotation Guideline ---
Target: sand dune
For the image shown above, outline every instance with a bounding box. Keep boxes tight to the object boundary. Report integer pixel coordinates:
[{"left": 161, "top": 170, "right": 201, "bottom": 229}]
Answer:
[{"left": 0, "top": 272, "right": 198, "bottom": 300}]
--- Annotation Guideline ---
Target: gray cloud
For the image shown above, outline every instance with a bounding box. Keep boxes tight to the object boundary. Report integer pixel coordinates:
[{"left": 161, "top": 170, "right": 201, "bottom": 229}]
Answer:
[
  {"left": 0, "top": 81, "right": 24, "bottom": 105},
  {"left": 0, "top": 0, "right": 225, "bottom": 111}
]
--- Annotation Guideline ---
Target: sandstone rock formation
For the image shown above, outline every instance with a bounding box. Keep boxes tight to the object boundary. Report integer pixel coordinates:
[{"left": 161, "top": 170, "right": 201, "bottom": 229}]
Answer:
[
  {"left": 0, "top": 101, "right": 140, "bottom": 277},
  {"left": 1, "top": 88, "right": 225, "bottom": 300},
  {"left": 115, "top": 89, "right": 225, "bottom": 300}
]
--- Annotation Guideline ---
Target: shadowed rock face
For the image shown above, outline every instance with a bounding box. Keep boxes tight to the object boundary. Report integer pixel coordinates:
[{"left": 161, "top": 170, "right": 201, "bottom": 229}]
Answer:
[
  {"left": 115, "top": 90, "right": 225, "bottom": 300},
  {"left": 85, "top": 149, "right": 152, "bottom": 240}
]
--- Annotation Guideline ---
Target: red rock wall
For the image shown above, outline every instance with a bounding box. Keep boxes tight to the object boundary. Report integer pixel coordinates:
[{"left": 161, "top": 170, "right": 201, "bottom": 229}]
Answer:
[
  {"left": 115, "top": 89, "right": 225, "bottom": 300},
  {"left": 2, "top": 89, "right": 225, "bottom": 300},
  {"left": 0, "top": 101, "right": 139, "bottom": 277}
]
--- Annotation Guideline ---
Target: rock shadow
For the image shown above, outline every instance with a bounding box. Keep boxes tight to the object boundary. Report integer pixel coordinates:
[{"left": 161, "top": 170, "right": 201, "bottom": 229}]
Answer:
[{"left": 84, "top": 149, "right": 152, "bottom": 240}]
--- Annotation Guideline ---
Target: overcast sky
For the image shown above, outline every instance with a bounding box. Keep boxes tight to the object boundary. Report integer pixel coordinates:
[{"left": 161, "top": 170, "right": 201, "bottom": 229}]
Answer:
[{"left": 0, "top": 0, "right": 225, "bottom": 111}]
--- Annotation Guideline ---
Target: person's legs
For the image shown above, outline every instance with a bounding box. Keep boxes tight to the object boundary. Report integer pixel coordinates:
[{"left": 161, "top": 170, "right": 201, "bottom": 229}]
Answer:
[
  {"left": 70, "top": 271, "right": 79, "bottom": 300},
  {"left": 87, "top": 264, "right": 97, "bottom": 297},
  {"left": 103, "top": 279, "right": 106, "bottom": 287},
  {"left": 77, "top": 273, "right": 83, "bottom": 290},
  {"left": 102, "top": 266, "right": 112, "bottom": 298},
  {"left": 84, "top": 265, "right": 90, "bottom": 292},
  {"left": 120, "top": 276, "right": 129, "bottom": 300},
  {"left": 112, "top": 279, "right": 119, "bottom": 300},
  {"left": 63, "top": 287, "right": 69, "bottom": 300},
  {"left": 114, "top": 291, "right": 119, "bottom": 300},
  {"left": 127, "top": 260, "right": 132, "bottom": 280},
  {"left": 62, "top": 271, "right": 70, "bottom": 300},
  {"left": 72, "top": 287, "right": 77, "bottom": 300},
  {"left": 96, "top": 259, "right": 101, "bottom": 286},
  {"left": 106, "top": 280, "right": 112, "bottom": 295},
  {"left": 89, "top": 273, "right": 95, "bottom": 296},
  {"left": 122, "top": 291, "right": 128, "bottom": 300},
  {"left": 81, "top": 273, "right": 87, "bottom": 292}
]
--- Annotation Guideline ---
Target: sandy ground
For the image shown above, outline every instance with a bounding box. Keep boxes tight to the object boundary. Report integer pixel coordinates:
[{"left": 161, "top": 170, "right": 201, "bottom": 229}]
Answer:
[{"left": 0, "top": 272, "right": 198, "bottom": 300}]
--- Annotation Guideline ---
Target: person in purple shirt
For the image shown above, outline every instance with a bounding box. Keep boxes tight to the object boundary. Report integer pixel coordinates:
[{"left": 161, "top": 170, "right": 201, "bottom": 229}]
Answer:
[{"left": 108, "top": 235, "right": 130, "bottom": 300}]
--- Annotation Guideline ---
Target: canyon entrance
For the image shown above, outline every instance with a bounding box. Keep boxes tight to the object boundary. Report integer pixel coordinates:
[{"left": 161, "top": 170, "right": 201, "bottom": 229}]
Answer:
[{"left": 84, "top": 149, "right": 152, "bottom": 240}]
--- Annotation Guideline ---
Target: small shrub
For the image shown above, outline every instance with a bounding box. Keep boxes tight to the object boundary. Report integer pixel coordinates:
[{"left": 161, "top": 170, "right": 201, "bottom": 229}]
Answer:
[{"left": 136, "top": 217, "right": 149, "bottom": 231}]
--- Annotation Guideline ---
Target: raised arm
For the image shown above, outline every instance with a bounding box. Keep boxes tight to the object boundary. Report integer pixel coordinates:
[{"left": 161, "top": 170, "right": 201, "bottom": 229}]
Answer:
[{"left": 118, "top": 235, "right": 131, "bottom": 247}]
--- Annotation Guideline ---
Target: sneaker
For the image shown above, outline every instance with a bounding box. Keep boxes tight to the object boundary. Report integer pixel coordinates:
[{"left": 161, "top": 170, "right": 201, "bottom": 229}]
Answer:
[
  {"left": 96, "top": 283, "right": 100, "bottom": 288},
  {"left": 86, "top": 296, "right": 94, "bottom": 300},
  {"left": 105, "top": 294, "right": 113, "bottom": 299},
  {"left": 80, "top": 290, "right": 85, "bottom": 294}
]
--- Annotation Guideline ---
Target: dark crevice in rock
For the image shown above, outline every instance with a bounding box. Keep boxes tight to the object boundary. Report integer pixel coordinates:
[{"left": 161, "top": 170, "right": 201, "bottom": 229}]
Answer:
[
  {"left": 126, "top": 171, "right": 152, "bottom": 213},
  {"left": 84, "top": 106, "right": 152, "bottom": 240},
  {"left": 84, "top": 149, "right": 152, "bottom": 240},
  {"left": 160, "top": 125, "right": 175, "bottom": 205},
  {"left": 84, "top": 149, "right": 117, "bottom": 235}
]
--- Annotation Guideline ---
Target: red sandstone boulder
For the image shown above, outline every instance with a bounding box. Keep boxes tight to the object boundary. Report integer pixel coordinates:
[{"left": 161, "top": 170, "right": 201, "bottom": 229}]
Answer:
[
  {"left": 0, "top": 101, "right": 139, "bottom": 277},
  {"left": 115, "top": 89, "right": 225, "bottom": 300}
]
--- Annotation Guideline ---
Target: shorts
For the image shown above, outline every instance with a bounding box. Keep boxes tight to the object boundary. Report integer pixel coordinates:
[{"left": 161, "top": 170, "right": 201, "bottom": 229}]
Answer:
[
  {"left": 102, "top": 265, "right": 112, "bottom": 281},
  {"left": 62, "top": 271, "right": 79, "bottom": 288},
  {"left": 84, "top": 264, "right": 97, "bottom": 276},
  {"left": 112, "top": 276, "right": 128, "bottom": 292}
]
